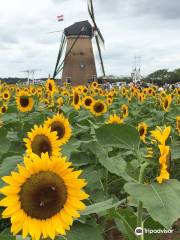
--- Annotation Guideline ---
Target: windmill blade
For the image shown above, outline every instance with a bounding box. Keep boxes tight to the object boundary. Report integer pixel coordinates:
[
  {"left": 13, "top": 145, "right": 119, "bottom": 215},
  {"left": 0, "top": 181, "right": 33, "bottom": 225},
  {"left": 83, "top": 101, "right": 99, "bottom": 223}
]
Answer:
[
  {"left": 95, "top": 35, "right": 105, "bottom": 77},
  {"left": 87, "top": 0, "right": 95, "bottom": 18},
  {"left": 96, "top": 28, "right": 105, "bottom": 45},
  {"left": 55, "top": 27, "right": 84, "bottom": 76},
  {"left": 47, "top": 30, "right": 64, "bottom": 34},
  {"left": 87, "top": 2, "right": 105, "bottom": 47},
  {"left": 53, "top": 33, "right": 66, "bottom": 78}
]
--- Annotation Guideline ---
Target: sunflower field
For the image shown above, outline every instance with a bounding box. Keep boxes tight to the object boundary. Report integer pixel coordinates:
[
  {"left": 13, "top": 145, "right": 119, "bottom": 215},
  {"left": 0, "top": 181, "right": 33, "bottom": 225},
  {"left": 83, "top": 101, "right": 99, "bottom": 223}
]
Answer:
[{"left": 0, "top": 79, "right": 179, "bottom": 240}]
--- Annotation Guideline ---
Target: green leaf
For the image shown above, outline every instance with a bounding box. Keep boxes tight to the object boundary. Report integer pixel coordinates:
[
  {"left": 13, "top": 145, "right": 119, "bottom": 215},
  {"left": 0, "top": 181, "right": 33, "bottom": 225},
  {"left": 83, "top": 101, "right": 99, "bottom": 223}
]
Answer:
[
  {"left": 99, "top": 154, "right": 134, "bottom": 182},
  {"left": 0, "top": 155, "right": 22, "bottom": 180},
  {"left": 0, "top": 138, "right": 11, "bottom": 155},
  {"left": 0, "top": 128, "right": 11, "bottom": 155},
  {"left": 124, "top": 179, "right": 180, "bottom": 229},
  {"left": 89, "top": 142, "right": 135, "bottom": 182},
  {"left": 81, "top": 198, "right": 126, "bottom": 215},
  {"left": 115, "top": 209, "right": 138, "bottom": 240},
  {"left": 95, "top": 124, "right": 140, "bottom": 150},
  {"left": 81, "top": 199, "right": 113, "bottom": 215},
  {"left": 61, "top": 138, "right": 81, "bottom": 158},
  {"left": 67, "top": 223, "right": 103, "bottom": 240},
  {"left": 69, "top": 151, "right": 92, "bottom": 167}
]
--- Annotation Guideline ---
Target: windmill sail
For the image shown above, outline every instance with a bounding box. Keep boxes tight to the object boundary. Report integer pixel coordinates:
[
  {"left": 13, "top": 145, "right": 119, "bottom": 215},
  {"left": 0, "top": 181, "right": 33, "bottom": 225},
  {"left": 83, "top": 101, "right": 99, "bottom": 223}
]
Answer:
[
  {"left": 87, "top": 0, "right": 106, "bottom": 76},
  {"left": 53, "top": 33, "right": 66, "bottom": 78}
]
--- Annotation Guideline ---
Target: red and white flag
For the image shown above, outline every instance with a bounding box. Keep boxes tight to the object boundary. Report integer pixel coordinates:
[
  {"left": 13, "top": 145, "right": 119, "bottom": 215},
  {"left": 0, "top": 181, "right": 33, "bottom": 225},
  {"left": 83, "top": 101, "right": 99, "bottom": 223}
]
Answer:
[{"left": 57, "top": 15, "right": 64, "bottom": 21}]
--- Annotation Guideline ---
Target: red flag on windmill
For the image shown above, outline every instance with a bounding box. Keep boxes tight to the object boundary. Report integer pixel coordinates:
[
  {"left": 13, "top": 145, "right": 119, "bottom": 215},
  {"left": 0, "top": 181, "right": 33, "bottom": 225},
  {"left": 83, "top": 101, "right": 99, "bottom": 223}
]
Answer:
[{"left": 57, "top": 15, "right": 64, "bottom": 21}]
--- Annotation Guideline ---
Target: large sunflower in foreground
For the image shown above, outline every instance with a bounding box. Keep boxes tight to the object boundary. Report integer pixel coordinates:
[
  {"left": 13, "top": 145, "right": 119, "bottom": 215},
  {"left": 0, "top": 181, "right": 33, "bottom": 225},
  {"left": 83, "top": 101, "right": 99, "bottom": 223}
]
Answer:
[
  {"left": 44, "top": 114, "right": 72, "bottom": 146},
  {"left": 0, "top": 153, "right": 88, "bottom": 240},
  {"left": 16, "top": 91, "right": 34, "bottom": 113},
  {"left": 90, "top": 100, "right": 107, "bottom": 117},
  {"left": 138, "top": 122, "right": 148, "bottom": 143},
  {"left": 24, "top": 125, "right": 61, "bottom": 157}
]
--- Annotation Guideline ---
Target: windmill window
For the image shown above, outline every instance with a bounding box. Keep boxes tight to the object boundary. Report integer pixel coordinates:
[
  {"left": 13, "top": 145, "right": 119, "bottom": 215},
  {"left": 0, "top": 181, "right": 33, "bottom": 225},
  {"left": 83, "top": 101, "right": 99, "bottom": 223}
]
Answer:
[
  {"left": 92, "top": 75, "right": 97, "bottom": 81},
  {"left": 66, "top": 77, "right": 71, "bottom": 84},
  {"left": 80, "top": 64, "right": 85, "bottom": 69}
]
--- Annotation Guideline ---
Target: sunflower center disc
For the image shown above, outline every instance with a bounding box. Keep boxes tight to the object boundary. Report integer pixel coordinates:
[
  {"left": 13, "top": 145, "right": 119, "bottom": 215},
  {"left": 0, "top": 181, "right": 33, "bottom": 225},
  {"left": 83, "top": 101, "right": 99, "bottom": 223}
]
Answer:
[
  {"left": 74, "top": 93, "right": 79, "bottom": 105},
  {"left": 20, "top": 171, "right": 67, "bottom": 219},
  {"left": 20, "top": 97, "right": 29, "bottom": 107},
  {"left": 51, "top": 121, "right": 65, "bottom": 139},
  {"left": 1, "top": 107, "right": 6, "bottom": 113},
  {"left": 48, "top": 83, "right": 53, "bottom": 91},
  {"left": 140, "top": 127, "right": 145, "bottom": 136},
  {"left": 85, "top": 99, "right": 92, "bottom": 106},
  {"left": 94, "top": 103, "right": 104, "bottom": 113},
  {"left": 164, "top": 100, "right": 168, "bottom": 108},
  {"left": 31, "top": 135, "right": 52, "bottom": 157}
]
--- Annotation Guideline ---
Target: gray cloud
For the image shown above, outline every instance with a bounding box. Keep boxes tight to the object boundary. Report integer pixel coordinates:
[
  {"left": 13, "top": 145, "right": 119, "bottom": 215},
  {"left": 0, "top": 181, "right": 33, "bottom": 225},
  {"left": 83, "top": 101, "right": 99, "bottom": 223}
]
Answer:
[{"left": 132, "top": 0, "right": 180, "bottom": 19}]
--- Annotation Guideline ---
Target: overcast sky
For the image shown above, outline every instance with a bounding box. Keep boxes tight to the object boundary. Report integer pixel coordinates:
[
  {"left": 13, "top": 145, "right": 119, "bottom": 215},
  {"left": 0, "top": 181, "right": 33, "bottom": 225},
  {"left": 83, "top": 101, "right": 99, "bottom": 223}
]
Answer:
[{"left": 0, "top": 0, "right": 180, "bottom": 78}]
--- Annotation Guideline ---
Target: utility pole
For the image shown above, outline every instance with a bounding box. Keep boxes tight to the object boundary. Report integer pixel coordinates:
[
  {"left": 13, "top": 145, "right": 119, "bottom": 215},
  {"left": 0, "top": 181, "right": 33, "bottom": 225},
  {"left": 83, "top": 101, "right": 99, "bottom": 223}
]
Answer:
[{"left": 21, "top": 69, "right": 41, "bottom": 85}]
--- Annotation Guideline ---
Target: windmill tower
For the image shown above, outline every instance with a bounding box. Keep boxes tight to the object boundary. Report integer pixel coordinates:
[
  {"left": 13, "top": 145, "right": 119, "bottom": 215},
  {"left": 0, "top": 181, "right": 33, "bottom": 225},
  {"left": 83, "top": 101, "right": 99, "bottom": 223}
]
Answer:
[{"left": 53, "top": 0, "right": 105, "bottom": 86}]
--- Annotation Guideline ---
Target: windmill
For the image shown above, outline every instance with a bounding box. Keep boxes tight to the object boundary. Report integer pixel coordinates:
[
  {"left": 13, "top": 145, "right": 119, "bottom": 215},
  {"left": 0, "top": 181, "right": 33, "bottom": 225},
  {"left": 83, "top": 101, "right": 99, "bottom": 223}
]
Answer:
[{"left": 53, "top": 0, "right": 105, "bottom": 86}]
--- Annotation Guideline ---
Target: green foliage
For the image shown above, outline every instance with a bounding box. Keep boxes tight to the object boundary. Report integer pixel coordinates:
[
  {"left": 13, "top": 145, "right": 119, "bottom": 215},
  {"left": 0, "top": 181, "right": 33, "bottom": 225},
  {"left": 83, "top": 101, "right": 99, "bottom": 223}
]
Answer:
[{"left": 124, "top": 180, "right": 180, "bottom": 229}]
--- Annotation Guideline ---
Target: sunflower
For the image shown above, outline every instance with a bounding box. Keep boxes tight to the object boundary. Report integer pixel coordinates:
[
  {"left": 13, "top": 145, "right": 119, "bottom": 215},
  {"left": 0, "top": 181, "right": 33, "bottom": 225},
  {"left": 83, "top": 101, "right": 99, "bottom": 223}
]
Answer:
[
  {"left": 160, "top": 91, "right": 166, "bottom": 99},
  {"left": 107, "top": 97, "right": 113, "bottom": 106},
  {"left": 72, "top": 90, "right": 81, "bottom": 110},
  {"left": 138, "top": 93, "right": 145, "bottom": 103},
  {"left": 82, "top": 96, "right": 94, "bottom": 109},
  {"left": 156, "top": 144, "right": 170, "bottom": 184},
  {"left": 0, "top": 153, "right": 88, "bottom": 240},
  {"left": 176, "top": 116, "right": 180, "bottom": 133},
  {"left": 121, "top": 104, "right": 128, "bottom": 119},
  {"left": 57, "top": 97, "right": 64, "bottom": 106},
  {"left": 24, "top": 125, "right": 61, "bottom": 158},
  {"left": 106, "top": 114, "right": 123, "bottom": 124},
  {"left": 145, "top": 147, "right": 153, "bottom": 158},
  {"left": 82, "top": 86, "right": 88, "bottom": 95},
  {"left": 121, "top": 87, "right": 126, "bottom": 95},
  {"left": 30, "top": 86, "right": 36, "bottom": 95},
  {"left": 91, "top": 81, "right": 98, "bottom": 89},
  {"left": 45, "top": 79, "right": 57, "bottom": 95},
  {"left": 16, "top": 91, "right": 34, "bottom": 113},
  {"left": 2, "top": 90, "right": 11, "bottom": 101},
  {"left": 44, "top": 114, "right": 72, "bottom": 146},
  {"left": 162, "top": 95, "right": 172, "bottom": 112},
  {"left": 37, "top": 87, "right": 43, "bottom": 97},
  {"left": 138, "top": 122, "right": 148, "bottom": 143},
  {"left": 0, "top": 105, "right": 7, "bottom": 114},
  {"left": 90, "top": 100, "right": 107, "bottom": 117},
  {"left": 151, "top": 126, "right": 171, "bottom": 145},
  {"left": 62, "top": 90, "right": 70, "bottom": 97}
]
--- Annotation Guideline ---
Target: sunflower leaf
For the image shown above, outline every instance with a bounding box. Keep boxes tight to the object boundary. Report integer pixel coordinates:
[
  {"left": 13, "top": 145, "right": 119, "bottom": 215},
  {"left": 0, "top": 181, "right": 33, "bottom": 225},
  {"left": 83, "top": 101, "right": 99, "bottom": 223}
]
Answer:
[
  {"left": 95, "top": 124, "right": 140, "bottom": 150},
  {"left": 124, "top": 179, "right": 180, "bottom": 229}
]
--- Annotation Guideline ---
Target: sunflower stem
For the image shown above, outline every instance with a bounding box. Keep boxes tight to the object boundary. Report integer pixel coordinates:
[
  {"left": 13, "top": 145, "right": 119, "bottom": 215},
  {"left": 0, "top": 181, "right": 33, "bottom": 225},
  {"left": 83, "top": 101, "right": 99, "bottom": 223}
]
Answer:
[{"left": 137, "top": 162, "right": 149, "bottom": 240}]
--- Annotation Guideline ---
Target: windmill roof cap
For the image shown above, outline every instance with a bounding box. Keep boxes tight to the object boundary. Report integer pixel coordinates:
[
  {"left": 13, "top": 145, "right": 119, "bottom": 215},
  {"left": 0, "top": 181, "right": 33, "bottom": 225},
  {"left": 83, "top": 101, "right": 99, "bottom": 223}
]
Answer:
[{"left": 64, "top": 20, "right": 93, "bottom": 37}]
